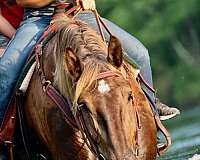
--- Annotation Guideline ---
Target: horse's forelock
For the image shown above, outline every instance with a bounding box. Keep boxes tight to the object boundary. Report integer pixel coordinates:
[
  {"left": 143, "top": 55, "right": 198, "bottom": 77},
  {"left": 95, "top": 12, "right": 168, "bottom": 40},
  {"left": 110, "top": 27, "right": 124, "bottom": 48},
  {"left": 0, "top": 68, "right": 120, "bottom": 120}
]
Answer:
[{"left": 53, "top": 17, "right": 107, "bottom": 56}]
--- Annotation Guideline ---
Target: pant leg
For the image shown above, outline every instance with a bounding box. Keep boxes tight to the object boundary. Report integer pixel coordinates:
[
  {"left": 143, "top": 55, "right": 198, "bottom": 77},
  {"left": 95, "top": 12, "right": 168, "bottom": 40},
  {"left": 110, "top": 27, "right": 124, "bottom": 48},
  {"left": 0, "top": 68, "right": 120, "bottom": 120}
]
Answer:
[
  {"left": 0, "top": 16, "right": 51, "bottom": 120},
  {"left": 76, "top": 11, "right": 154, "bottom": 95}
]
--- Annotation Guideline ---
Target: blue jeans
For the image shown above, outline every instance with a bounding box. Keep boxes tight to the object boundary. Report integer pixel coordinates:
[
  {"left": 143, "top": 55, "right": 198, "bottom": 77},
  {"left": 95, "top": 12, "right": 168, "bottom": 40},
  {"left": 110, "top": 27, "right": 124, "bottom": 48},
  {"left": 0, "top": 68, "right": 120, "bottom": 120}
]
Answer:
[
  {"left": 0, "top": 13, "right": 51, "bottom": 120},
  {"left": 76, "top": 11, "right": 154, "bottom": 96}
]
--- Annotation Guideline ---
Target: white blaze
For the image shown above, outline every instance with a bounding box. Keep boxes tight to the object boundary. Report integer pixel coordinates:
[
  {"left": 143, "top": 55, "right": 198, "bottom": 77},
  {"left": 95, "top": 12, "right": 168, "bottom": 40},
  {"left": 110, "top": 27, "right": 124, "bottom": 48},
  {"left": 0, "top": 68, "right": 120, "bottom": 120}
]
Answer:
[{"left": 98, "top": 80, "right": 110, "bottom": 93}]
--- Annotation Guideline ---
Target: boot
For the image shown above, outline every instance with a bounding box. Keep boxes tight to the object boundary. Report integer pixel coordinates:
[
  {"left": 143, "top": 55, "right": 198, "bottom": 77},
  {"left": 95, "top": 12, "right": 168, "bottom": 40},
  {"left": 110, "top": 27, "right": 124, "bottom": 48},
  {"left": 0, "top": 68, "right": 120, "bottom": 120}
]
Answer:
[
  {"left": 156, "top": 98, "right": 180, "bottom": 121},
  {"left": 0, "top": 148, "right": 7, "bottom": 160}
]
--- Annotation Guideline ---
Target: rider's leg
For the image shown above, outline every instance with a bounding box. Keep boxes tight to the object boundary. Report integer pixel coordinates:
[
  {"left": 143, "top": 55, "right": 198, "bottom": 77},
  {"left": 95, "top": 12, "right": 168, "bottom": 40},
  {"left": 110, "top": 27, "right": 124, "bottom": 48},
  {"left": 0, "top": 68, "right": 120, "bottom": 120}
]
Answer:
[
  {"left": 0, "top": 15, "right": 51, "bottom": 122},
  {"left": 76, "top": 11, "right": 180, "bottom": 119}
]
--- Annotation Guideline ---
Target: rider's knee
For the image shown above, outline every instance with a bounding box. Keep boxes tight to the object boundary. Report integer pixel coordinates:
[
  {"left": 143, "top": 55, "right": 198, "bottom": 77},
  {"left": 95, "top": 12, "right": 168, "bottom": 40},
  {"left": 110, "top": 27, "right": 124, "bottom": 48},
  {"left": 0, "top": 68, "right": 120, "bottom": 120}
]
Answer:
[
  {"left": 138, "top": 47, "right": 150, "bottom": 65},
  {"left": 126, "top": 43, "right": 150, "bottom": 67}
]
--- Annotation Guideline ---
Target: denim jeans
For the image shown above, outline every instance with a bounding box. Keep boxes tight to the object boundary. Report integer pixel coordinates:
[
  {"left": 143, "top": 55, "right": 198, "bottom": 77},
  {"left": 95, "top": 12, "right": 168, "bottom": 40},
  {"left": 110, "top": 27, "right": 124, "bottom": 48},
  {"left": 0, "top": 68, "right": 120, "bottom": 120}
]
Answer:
[
  {"left": 76, "top": 11, "right": 154, "bottom": 97},
  {"left": 0, "top": 13, "right": 52, "bottom": 120}
]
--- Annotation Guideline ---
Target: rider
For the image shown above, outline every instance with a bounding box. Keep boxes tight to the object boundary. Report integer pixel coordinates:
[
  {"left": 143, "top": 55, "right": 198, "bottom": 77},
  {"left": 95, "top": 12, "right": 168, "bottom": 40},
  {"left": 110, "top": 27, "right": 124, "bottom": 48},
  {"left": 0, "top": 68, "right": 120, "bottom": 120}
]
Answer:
[
  {"left": 0, "top": 0, "right": 23, "bottom": 56},
  {"left": 0, "top": 0, "right": 179, "bottom": 125}
]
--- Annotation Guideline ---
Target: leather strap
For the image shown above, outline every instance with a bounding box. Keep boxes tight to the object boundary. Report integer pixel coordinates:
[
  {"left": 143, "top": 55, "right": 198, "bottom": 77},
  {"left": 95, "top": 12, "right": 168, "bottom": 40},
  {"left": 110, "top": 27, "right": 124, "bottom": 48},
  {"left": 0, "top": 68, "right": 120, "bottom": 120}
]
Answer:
[
  {"left": 45, "top": 84, "right": 78, "bottom": 129},
  {"left": 96, "top": 71, "right": 121, "bottom": 79},
  {"left": 154, "top": 115, "right": 172, "bottom": 155}
]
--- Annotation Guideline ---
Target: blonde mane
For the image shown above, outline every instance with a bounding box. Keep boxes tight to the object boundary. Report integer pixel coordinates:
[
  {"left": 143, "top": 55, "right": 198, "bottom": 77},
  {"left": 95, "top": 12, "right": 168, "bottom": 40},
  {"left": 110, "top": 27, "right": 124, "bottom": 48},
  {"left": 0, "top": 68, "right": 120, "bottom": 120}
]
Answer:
[{"left": 52, "top": 15, "right": 122, "bottom": 112}]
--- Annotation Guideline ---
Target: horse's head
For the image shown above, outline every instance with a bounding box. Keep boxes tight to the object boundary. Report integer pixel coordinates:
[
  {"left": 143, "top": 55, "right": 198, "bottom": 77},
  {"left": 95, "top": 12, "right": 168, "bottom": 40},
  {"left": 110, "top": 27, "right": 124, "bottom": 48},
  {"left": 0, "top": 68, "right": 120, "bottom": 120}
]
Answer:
[
  {"left": 63, "top": 35, "right": 141, "bottom": 159},
  {"left": 48, "top": 17, "right": 157, "bottom": 159}
]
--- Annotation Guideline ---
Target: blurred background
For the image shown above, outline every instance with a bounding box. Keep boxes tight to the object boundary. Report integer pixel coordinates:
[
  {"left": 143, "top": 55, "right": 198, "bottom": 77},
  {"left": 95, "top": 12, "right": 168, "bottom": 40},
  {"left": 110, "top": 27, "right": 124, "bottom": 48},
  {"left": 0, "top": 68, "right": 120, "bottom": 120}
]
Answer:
[{"left": 96, "top": 0, "right": 200, "bottom": 159}]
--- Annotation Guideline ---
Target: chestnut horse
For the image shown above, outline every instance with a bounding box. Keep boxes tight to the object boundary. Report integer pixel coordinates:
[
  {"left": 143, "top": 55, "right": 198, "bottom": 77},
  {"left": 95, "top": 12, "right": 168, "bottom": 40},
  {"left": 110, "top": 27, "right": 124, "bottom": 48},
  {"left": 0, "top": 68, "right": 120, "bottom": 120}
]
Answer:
[{"left": 22, "top": 15, "right": 158, "bottom": 160}]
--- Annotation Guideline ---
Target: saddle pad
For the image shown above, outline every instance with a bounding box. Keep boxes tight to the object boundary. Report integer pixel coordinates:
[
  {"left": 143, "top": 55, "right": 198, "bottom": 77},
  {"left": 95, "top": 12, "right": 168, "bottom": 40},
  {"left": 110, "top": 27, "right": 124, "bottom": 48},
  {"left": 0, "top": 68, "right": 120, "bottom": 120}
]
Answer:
[{"left": 16, "top": 57, "right": 36, "bottom": 93}]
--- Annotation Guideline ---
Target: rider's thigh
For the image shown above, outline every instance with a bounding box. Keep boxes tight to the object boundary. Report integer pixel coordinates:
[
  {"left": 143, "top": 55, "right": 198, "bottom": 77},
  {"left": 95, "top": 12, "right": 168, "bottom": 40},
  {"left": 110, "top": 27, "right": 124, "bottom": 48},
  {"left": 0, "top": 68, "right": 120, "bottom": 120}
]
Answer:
[
  {"left": 0, "top": 16, "right": 50, "bottom": 74},
  {"left": 0, "top": 16, "right": 50, "bottom": 118},
  {"left": 76, "top": 11, "right": 150, "bottom": 66}
]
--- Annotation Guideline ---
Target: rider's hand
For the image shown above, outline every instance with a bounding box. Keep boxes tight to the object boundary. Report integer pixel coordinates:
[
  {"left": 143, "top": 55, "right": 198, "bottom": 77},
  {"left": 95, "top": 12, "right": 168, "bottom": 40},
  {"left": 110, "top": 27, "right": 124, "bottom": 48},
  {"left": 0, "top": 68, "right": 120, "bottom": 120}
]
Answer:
[{"left": 76, "top": 0, "right": 96, "bottom": 11}]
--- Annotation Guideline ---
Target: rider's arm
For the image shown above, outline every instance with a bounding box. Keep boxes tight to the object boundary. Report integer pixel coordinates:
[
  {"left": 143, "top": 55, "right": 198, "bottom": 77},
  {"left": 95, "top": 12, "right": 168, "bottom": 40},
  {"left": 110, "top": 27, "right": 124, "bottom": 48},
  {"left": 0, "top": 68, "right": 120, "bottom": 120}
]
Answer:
[
  {"left": 16, "top": 0, "right": 54, "bottom": 8},
  {"left": 76, "top": 0, "right": 96, "bottom": 10},
  {"left": 0, "top": 14, "right": 16, "bottom": 39}
]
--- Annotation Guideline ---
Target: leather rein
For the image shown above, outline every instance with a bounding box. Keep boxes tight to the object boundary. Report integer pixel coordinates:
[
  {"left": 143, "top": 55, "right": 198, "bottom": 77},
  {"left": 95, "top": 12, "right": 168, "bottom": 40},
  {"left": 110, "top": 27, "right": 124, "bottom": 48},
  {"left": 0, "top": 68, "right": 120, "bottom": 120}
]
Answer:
[{"left": 33, "top": 5, "right": 171, "bottom": 159}]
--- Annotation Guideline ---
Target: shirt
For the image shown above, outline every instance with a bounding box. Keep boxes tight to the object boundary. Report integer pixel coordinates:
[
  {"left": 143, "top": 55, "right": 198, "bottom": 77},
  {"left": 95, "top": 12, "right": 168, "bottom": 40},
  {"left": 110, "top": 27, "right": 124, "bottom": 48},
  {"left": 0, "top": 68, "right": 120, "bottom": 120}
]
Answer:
[{"left": 0, "top": 0, "right": 24, "bottom": 28}]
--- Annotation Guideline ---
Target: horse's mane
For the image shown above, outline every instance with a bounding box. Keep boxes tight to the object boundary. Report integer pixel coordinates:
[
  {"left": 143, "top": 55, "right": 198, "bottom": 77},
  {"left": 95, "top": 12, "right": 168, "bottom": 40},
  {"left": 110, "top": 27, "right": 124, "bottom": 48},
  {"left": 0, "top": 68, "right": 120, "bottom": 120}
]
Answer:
[{"left": 51, "top": 15, "right": 121, "bottom": 112}]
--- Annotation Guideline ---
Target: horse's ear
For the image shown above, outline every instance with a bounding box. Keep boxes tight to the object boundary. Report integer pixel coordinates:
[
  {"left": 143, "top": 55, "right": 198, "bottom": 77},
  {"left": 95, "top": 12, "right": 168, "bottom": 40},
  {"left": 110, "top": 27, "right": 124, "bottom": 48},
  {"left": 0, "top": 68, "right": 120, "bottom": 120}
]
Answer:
[
  {"left": 64, "top": 48, "right": 82, "bottom": 81},
  {"left": 107, "top": 35, "right": 123, "bottom": 68}
]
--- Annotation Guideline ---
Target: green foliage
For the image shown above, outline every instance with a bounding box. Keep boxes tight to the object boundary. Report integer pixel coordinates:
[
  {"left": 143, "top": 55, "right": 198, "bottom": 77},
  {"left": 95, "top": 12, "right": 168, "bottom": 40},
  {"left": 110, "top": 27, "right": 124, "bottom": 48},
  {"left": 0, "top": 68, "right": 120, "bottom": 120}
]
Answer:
[{"left": 96, "top": 0, "right": 200, "bottom": 107}]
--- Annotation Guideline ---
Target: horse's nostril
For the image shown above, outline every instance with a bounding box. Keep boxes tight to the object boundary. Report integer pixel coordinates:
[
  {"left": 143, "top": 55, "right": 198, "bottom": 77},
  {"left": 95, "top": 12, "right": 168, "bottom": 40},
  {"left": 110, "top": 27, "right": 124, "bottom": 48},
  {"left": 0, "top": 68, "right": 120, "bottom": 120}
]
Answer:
[{"left": 36, "top": 153, "right": 47, "bottom": 160}]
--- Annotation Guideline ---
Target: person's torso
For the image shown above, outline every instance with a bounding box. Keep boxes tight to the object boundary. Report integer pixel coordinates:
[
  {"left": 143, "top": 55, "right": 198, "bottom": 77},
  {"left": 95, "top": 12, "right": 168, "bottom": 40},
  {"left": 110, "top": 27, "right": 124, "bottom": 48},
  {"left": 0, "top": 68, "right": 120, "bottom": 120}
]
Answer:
[
  {"left": 0, "top": 0, "right": 24, "bottom": 28},
  {"left": 24, "top": 0, "right": 76, "bottom": 19}
]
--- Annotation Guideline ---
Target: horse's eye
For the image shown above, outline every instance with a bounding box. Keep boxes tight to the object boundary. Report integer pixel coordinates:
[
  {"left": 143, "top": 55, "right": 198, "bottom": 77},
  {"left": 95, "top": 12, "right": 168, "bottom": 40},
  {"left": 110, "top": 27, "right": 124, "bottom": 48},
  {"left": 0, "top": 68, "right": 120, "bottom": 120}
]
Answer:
[
  {"left": 79, "top": 103, "right": 92, "bottom": 114},
  {"left": 128, "top": 91, "right": 134, "bottom": 101}
]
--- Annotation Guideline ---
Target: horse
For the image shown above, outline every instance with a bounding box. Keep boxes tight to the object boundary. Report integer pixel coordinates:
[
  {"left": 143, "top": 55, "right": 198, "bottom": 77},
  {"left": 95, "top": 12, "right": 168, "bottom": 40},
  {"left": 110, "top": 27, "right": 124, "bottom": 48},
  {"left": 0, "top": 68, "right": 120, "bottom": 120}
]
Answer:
[{"left": 20, "top": 14, "right": 159, "bottom": 160}]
